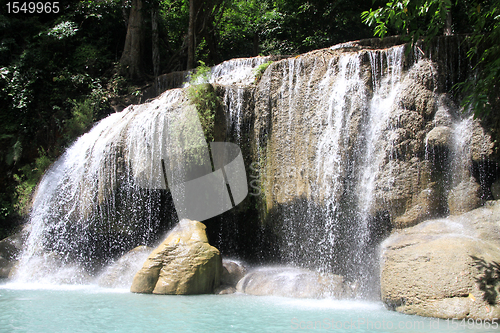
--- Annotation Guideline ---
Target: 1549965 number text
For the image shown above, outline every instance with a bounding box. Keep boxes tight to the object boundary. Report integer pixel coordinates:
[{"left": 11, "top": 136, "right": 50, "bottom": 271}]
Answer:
[{"left": 6, "top": 2, "right": 59, "bottom": 14}]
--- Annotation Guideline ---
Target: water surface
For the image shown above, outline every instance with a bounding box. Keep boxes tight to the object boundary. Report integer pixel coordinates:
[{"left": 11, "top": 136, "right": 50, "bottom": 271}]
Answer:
[{"left": 0, "top": 283, "right": 497, "bottom": 333}]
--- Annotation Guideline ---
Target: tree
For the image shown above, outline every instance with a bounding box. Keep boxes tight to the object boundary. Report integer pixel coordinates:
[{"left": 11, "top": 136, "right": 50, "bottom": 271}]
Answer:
[
  {"left": 187, "top": 0, "right": 196, "bottom": 69},
  {"left": 362, "top": 0, "right": 500, "bottom": 117},
  {"left": 361, "top": 0, "right": 453, "bottom": 46},
  {"left": 459, "top": 0, "right": 500, "bottom": 117},
  {"left": 152, "top": 0, "right": 160, "bottom": 78},
  {"left": 120, "top": 0, "right": 144, "bottom": 80},
  {"left": 187, "top": 0, "right": 226, "bottom": 69}
]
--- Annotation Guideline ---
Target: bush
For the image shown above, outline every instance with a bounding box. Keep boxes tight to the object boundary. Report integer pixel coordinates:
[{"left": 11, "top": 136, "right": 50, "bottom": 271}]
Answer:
[
  {"left": 186, "top": 61, "right": 219, "bottom": 142},
  {"left": 253, "top": 61, "right": 273, "bottom": 82},
  {"left": 13, "top": 149, "right": 53, "bottom": 216}
]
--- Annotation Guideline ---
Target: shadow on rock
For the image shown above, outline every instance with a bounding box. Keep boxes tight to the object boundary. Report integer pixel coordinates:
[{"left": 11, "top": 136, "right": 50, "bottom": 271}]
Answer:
[{"left": 472, "top": 255, "right": 500, "bottom": 305}]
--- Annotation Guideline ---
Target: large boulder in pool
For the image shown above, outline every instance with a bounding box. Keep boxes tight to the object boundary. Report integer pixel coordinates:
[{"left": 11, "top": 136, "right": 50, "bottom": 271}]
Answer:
[
  {"left": 236, "top": 267, "right": 353, "bottom": 299},
  {"left": 221, "top": 259, "right": 247, "bottom": 287},
  {"left": 380, "top": 200, "right": 500, "bottom": 319},
  {"left": 98, "top": 245, "right": 153, "bottom": 288},
  {"left": 215, "top": 259, "right": 248, "bottom": 294},
  {"left": 131, "top": 219, "right": 222, "bottom": 295}
]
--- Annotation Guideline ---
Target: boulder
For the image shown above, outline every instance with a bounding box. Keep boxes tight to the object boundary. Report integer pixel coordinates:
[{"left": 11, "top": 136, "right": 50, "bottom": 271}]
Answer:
[
  {"left": 215, "top": 259, "right": 248, "bottom": 295},
  {"left": 380, "top": 200, "right": 500, "bottom": 319},
  {"left": 215, "top": 286, "right": 237, "bottom": 295},
  {"left": 221, "top": 259, "right": 247, "bottom": 287},
  {"left": 236, "top": 266, "right": 352, "bottom": 299},
  {"left": 98, "top": 245, "right": 152, "bottom": 288},
  {"left": 131, "top": 219, "right": 222, "bottom": 295}
]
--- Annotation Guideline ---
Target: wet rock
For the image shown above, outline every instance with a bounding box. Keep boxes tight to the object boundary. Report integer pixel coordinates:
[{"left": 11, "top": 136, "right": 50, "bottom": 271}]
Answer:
[
  {"left": 0, "top": 226, "right": 29, "bottom": 278},
  {"left": 470, "top": 120, "right": 494, "bottom": 163},
  {"left": 131, "top": 219, "right": 222, "bottom": 295},
  {"left": 381, "top": 200, "right": 500, "bottom": 319},
  {"left": 394, "top": 185, "right": 440, "bottom": 228},
  {"left": 491, "top": 179, "right": 500, "bottom": 200},
  {"left": 236, "top": 267, "right": 352, "bottom": 299},
  {"left": 215, "top": 286, "right": 236, "bottom": 295},
  {"left": 98, "top": 245, "right": 152, "bottom": 288},
  {"left": 426, "top": 126, "right": 452, "bottom": 148},
  {"left": 221, "top": 259, "right": 247, "bottom": 287},
  {"left": 406, "top": 58, "right": 438, "bottom": 92},
  {"left": 448, "top": 179, "right": 482, "bottom": 215}
]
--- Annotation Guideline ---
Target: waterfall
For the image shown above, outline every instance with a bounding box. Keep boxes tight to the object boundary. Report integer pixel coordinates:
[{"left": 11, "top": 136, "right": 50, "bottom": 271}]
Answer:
[
  {"left": 12, "top": 39, "right": 485, "bottom": 298},
  {"left": 14, "top": 57, "right": 270, "bottom": 284},
  {"left": 224, "top": 87, "right": 246, "bottom": 143},
  {"left": 353, "top": 46, "right": 405, "bottom": 286},
  {"left": 210, "top": 56, "right": 273, "bottom": 86},
  {"left": 14, "top": 90, "right": 188, "bottom": 283},
  {"left": 314, "top": 54, "right": 365, "bottom": 270},
  {"left": 257, "top": 45, "right": 407, "bottom": 298}
]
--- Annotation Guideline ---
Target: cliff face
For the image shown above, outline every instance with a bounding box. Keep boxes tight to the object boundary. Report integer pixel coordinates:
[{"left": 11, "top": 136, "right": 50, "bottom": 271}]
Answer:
[{"left": 226, "top": 37, "right": 494, "bottom": 296}]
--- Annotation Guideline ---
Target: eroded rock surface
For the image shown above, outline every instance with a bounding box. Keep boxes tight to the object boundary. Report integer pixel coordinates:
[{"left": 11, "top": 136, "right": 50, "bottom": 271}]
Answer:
[{"left": 380, "top": 200, "right": 500, "bottom": 319}]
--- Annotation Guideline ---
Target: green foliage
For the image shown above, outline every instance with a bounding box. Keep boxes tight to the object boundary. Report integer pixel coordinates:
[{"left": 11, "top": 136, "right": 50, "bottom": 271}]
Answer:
[
  {"left": 46, "top": 21, "right": 79, "bottom": 40},
  {"left": 459, "top": 0, "right": 500, "bottom": 117},
  {"left": 361, "top": 0, "right": 452, "bottom": 46},
  {"left": 362, "top": 0, "right": 500, "bottom": 118},
  {"left": 0, "top": 0, "right": 122, "bottom": 233},
  {"left": 253, "top": 61, "right": 273, "bottom": 82},
  {"left": 218, "top": 0, "right": 374, "bottom": 59},
  {"left": 186, "top": 62, "right": 219, "bottom": 142},
  {"left": 187, "top": 60, "right": 212, "bottom": 84},
  {"left": 64, "top": 96, "right": 98, "bottom": 144},
  {"left": 13, "top": 149, "right": 53, "bottom": 217}
]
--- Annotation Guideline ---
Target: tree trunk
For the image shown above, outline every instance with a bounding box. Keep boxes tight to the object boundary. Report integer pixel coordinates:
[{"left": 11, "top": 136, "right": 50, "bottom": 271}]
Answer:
[
  {"left": 152, "top": 0, "right": 160, "bottom": 79},
  {"left": 120, "top": 0, "right": 143, "bottom": 81},
  {"left": 187, "top": 0, "right": 196, "bottom": 70},
  {"left": 444, "top": 10, "right": 452, "bottom": 35},
  {"left": 253, "top": 34, "right": 259, "bottom": 56}
]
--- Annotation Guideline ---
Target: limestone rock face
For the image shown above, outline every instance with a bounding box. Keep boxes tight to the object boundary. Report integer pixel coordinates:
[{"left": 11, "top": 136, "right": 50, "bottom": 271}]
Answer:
[
  {"left": 425, "top": 126, "right": 452, "bottom": 148},
  {"left": 380, "top": 200, "right": 500, "bottom": 319},
  {"left": 251, "top": 44, "right": 493, "bottom": 273},
  {"left": 448, "top": 179, "right": 483, "bottom": 215},
  {"left": 98, "top": 245, "right": 152, "bottom": 288},
  {"left": 131, "top": 219, "right": 222, "bottom": 294},
  {"left": 236, "top": 267, "right": 353, "bottom": 299}
]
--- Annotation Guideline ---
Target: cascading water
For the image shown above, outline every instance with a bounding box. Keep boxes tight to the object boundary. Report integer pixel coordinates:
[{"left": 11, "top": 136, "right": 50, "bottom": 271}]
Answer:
[
  {"left": 13, "top": 57, "right": 272, "bottom": 285},
  {"left": 257, "top": 45, "right": 407, "bottom": 298},
  {"left": 223, "top": 87, "right": 246, "bottom": 142},
  {"left": 314, "top": 54, "right": 366, "bottom": 271},
  {"left": 14, "top": 90, "right": 186, "bottom": 283},
  {"left": 353, "top": 46, "right": 405, "bottom": 289},
  {"left": 210, "top": 56, "right": 273, "bottom": 86}
]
